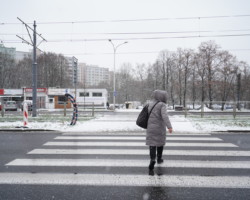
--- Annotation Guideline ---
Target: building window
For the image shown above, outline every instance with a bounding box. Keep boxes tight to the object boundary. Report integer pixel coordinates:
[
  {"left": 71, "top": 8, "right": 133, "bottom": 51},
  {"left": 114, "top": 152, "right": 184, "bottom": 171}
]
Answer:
[
  {"left": 58, "top": 96, "right": 67, "bottom": 104},
  {"left": 79, "top": 92, "right": 89, "bottom": 97},
  {"left": 93, "top": 92, "right": 102, "bottom": 97}
]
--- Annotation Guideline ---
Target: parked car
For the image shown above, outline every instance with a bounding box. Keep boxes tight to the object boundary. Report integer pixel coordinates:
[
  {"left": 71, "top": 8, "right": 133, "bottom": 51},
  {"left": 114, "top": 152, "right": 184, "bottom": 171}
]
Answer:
[
  {"left": 21, "top": 100, "right": 33, "bottom": 111},
  {"left": 174, "top": 105, "right": 184, "bottom": 111},
  {"left": 4, "top": 101, "right": 18, "bottom": 111}
]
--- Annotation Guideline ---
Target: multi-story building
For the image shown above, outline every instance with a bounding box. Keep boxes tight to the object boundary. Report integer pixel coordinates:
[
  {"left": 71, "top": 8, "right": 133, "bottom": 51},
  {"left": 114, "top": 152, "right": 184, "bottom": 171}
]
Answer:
[
  {"left": 65, "top": 56, "right": 78, "bottom": 86},
  {"left": 79, "top": 64, "right": 110, "bottom": 87},
  {"left": 0, "top": 44, "right": 38, "bottom": 61},
  {"left": 15, "top": 51, "right": 31, "bottom": 61},
  {"left": 0, "top": 44, "right": 17, "bottom": 59},
  {"left": 78, "top": 62, "right": 86, "bottom": 85},
  {"left": 1, "top": 44, "right": 110, "bottom": 88}
]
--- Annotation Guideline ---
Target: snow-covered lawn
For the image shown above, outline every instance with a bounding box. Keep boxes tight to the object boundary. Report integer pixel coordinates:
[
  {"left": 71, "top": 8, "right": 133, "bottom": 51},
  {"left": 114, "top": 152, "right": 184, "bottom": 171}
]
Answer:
[
  {"left": 189, "top": 116, "right": 250, "bottom": 132},
  {"left": 0, "top": 110, "right": 249, "bottom": 133}
]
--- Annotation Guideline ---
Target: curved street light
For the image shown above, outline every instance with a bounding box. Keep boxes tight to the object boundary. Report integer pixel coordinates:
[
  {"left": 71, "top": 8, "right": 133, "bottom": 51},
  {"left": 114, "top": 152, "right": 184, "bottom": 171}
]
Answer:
[{"left": 108, "top": 39, "right": 128, "bottom": 110}]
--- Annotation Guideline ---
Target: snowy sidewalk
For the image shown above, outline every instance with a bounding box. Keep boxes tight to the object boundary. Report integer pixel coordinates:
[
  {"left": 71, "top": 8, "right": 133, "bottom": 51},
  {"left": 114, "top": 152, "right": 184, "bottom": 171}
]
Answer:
[
  {"left": 62, "top": 115, "right": 199, "bottom": 134},
  {"left": 0, "top": 110, "right": 250, "bottom": 133},
  {"left": 0, "top": 113, "right": 198, "bottom": 134}
]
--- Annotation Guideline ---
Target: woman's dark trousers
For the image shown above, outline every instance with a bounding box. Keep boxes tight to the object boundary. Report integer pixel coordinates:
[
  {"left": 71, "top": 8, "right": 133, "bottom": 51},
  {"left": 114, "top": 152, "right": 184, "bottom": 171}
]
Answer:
[{"left": 149, "top": 146, "right": 164, "bottom": 170}]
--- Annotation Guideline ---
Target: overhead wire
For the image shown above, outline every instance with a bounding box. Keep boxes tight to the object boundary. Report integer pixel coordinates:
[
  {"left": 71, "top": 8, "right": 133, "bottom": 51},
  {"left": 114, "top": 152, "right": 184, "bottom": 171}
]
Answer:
[
  {"left": 1, "top": 14, "right": 250, "bottom": 42},
  {"left": 63, "top": 49, "right": 250, "bottom": 56},
  {"left": 1, "top": 28, "right": 250, "bottom": 36},
  {"left": 25, "top": 33, "right": 250, "bottom": 42},
  {"left": 1, "top": 14, "right": 250, "bottom": 25},
  {"left": 2, "top": 32, "right": 250, "bottom": 44},
  {"left": 1, "top": 14, "right": 250, "bottom": 57}
]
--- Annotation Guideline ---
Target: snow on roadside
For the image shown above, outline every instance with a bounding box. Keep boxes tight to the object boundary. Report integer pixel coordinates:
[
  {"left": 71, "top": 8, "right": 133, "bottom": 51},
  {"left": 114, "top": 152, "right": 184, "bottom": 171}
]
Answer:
[
  {"left": 0, "top": 111, "right": 249, "bottom": 133},
  {"left": 191, "top": 119, "right": 250, "bottom": 132},
  {"left": 0, "top": 115, "right": 201, "bottom": 133}
]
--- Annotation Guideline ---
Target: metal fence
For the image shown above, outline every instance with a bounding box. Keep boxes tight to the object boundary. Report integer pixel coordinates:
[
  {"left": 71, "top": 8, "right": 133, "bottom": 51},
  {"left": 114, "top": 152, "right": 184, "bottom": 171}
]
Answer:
[
  {"left": 171, "top": 101, "right": 250, "bottom": 119},
  {"left": 0, "top": 100, "right": 108, "bottom": 118}
]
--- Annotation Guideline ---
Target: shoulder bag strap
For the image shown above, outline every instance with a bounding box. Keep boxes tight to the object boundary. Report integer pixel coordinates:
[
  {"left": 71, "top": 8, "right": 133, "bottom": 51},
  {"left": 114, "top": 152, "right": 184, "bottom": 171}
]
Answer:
[{"left": 148, "top": 101, "right": 159, "bottom": 117}]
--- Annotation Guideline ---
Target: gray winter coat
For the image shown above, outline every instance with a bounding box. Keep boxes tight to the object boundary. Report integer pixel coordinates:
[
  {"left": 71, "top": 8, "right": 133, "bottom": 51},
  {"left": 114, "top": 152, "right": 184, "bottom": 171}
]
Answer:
[{"left": 146, "top": 90, "right": 172, "bottom": 146}]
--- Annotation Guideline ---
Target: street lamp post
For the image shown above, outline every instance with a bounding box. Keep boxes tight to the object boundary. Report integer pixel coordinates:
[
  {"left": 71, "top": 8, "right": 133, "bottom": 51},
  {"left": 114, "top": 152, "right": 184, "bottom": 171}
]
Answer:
[{"left": 108, "top": 39, "right": 128, "bottom": 110}]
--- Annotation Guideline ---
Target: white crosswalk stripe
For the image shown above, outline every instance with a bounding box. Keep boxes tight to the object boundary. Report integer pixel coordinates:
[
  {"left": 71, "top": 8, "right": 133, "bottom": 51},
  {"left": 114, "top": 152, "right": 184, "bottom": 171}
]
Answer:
[
  {"left": 1, "top": 173, "right": 250, "bottom": 188},
  {"left": 2, "top": 133, "right": 250, "bottom": 188},
  {"left": 28, "top": 148, "right": 250, "bottom": 156},
  {"left": 43, "top": 141, "right": 237, "bottom": 147},
  {"left": 55, "top": 136, "right": 223, "bottom": 141},
  {"left": 6, "top": 159, "right": 250, "bottom": 169},
  {"left": 62, "top": 133, "right": 212, "bottom": 136}
]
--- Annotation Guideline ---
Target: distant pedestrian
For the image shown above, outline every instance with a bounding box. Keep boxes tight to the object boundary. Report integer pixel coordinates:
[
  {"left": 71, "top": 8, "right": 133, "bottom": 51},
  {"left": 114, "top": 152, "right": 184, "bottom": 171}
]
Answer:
[
  {"left": 106, "top": 102, "right": 110, "bottom": 109},
  {"left": 146, "top": 90, "right": 173, "bottom": 174}
]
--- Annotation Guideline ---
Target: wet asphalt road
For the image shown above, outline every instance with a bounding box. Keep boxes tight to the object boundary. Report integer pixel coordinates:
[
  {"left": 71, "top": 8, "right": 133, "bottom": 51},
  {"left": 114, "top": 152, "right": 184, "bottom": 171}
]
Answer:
[{"left": 0, "top": 131, "right": 250, "bottom": 200}]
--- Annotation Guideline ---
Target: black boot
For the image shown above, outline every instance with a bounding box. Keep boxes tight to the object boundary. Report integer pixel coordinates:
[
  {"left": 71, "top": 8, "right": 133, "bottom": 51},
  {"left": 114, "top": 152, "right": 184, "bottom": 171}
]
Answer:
[
  {"left": 149, "top": 160, "right": 156, "bottom": 170},
  {"left": 157, "top": 158, "right": 164, "bottom": 164},
  {"left": 149, "top": 146, "right": 156, "bottom": 171},
  {"left": 148, "top": 160, "right": 156, "bottom": 175},
  {"left": 157, "top": 146, "right": 164, "bottom": 164}
]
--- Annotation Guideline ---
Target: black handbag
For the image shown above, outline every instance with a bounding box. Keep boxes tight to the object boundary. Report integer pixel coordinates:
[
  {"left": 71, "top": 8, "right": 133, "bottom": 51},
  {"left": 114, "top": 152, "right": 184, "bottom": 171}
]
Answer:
[{"left": 136, "top": 102, "right": 159, "bottom": 129}]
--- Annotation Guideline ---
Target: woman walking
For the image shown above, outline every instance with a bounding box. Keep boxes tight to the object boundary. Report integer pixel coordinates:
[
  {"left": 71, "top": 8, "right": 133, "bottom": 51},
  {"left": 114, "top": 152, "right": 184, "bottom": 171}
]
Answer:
[{"left": 146, "top": 90, "right": 173, "bottom": 174}]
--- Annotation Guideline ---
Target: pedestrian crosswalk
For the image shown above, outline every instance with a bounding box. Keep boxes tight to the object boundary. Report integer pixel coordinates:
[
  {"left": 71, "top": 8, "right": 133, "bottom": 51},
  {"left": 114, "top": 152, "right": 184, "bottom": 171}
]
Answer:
[
  {"left": 43, "top": 141, "right": 237, "bottom": 147},
  {"left": 1, "top": 173, "right": 250, "bottom": 188},
  {"left": 26, "top": 148, "right": 250, "bottom": 156},
  {"left": 2, "top": 133, "right": 250, "bottom": 189},
  {"left": 54, "top": 136, "right": 223, "bottom": 141},
  {"left": 7, "top": 158, "right": 250, "bottom": 169}
]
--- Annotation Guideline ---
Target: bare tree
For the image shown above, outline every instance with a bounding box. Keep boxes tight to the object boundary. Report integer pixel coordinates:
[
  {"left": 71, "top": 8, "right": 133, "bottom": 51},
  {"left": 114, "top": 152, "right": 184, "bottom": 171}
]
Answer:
[
  {"left": 176, "top": 48, "right": 184, "bottom": 105},
  {"left": 216, "top": 51, "right": 237, "bottom": 110},
  {"left": 0, "top": 52, "right": 15, "bottom": 88},
  {"left": 116, "top": 63, "right": 134, "bottom": 103},
  {"left": 168, "top": 53, "right": 177, "bottom": 108},
  {"left": 182, "top": 49, "right": 194, "bottom": 107},
  {"left": 239, "top": 61, "right": 250, "bottom": 107},
  {"left": 37, "top": 52, "right": 71, "bottom": 88},
  {"left": 158, "top": 50, "right": 174, "bottom": 92},
  {"left": 158, "top": 51, "right": 167, "bottom": 90},
  {"left": 190, "top": 54, "right": 199, "bottom": 109},
  {"left": 198, "top": 41, "right": 220, "bottom": 108},
  {"left": 15, "top": 56, "right": 32, "bottom": 88},
  {"left": 195, "top": 52, "right": 207, "bottom": 103},
  {"left": 134, "top": 63, "right": 148, "bottom": 102}
]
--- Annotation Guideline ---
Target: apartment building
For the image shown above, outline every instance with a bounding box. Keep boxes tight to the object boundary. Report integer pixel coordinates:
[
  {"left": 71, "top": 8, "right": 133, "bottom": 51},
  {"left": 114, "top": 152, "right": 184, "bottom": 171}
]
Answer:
[
  {"left": 78, "top": 64, "right": 110, "bottom": 87},
  {"left": 0, "top": 44, "right": 40, "bottom": 61},
  {"left": 0, "top": 44, "right": 16, "bottom": 57}
]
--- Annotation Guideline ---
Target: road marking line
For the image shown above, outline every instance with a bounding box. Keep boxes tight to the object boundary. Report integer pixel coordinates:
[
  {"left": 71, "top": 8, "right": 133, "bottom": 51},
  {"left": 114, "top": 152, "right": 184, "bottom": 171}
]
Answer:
[
  {"left": 62, "top": 133, "right": 212, "bottom": 136},
  {"left": 0, "top": 173, "right": 250, "bottom": 188},
  {"left": 55, "top": 136, "right": 222, "bottom": 141},
  {"left": 28, "top": 149, "right": 250, "bottom": 156},
  {"left": 43, "top": 142, "right": 237, "bottom": 147},
  {"left": 6, "top": 159, "right": 250, "bottom": 169}
]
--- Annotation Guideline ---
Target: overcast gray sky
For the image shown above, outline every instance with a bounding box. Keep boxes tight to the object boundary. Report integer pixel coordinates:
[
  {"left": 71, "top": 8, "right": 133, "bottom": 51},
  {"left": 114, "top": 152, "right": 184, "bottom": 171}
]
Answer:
[{"left": 1, "top": 0, "right": 250, "bottom": 70}]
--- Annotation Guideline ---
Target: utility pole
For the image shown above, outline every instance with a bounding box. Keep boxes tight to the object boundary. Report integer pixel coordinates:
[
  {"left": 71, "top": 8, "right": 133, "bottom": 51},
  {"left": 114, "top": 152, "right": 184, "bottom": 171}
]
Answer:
[
  {"left": 237, "top": 73, "right": 241, "bottom": 110},
  {"left": 16, "top": 18, "right": 47, "bottom": 117},
  {"left": 108, "top": 39, "right": 128, "bottom": 110},
  {"left": 73, "top": 57, "right": 78, "bottom": 101},
  {"left": 32, "top": 21, "right": 37, "bottom": 117}
]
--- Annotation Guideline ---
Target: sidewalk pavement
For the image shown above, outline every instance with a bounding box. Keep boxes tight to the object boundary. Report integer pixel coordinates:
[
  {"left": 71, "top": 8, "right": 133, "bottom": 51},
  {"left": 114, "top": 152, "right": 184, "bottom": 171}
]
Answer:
[{"left": 0, "top": 113, "right": 250, "bottom": 134}]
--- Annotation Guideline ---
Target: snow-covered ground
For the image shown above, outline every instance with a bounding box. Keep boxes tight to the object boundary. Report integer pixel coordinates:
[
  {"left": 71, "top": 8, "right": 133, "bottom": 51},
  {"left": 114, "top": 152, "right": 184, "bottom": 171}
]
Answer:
[{"left": 0, "top": 109, "right": 249, "bottom": 133}]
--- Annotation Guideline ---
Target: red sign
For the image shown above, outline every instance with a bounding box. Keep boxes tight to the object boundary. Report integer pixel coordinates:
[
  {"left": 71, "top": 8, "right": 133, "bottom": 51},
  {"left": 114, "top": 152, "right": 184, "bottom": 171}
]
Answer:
[
  {"left": 25, "top": 88, "right": 47, "bottom": 93},
  {"left": 0, "top": 89, "right": 4, "bottom": 95}
]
